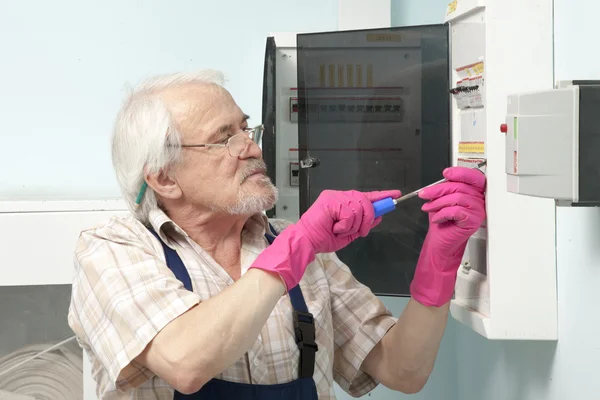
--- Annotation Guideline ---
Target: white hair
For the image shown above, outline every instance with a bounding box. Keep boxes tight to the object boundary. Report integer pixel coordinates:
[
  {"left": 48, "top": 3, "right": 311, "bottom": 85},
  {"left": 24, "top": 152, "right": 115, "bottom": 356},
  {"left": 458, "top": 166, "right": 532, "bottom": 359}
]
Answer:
[{"left": 111, "top": 70, "right": 226, "bottom": 224}]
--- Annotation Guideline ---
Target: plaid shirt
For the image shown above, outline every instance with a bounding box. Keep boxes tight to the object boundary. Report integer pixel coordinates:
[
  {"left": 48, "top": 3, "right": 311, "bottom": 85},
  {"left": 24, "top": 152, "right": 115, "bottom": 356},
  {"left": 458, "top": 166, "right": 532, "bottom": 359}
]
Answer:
[{"left": 68, "top": 209, "right": 397, "bottom": 399}]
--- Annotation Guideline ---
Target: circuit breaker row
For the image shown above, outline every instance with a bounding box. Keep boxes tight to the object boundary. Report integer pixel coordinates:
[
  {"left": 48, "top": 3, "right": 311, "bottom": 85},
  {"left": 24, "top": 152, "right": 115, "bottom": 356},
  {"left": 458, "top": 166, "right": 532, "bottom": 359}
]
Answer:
[
  {"left": 289, "top": 97, "right": 404, "bottom": 122},
  {"left": 450, "top": 62, "right": 485, "bottom": 110},
  {"left": 451, "top": 76, "right": 484, "bottom": 109}
]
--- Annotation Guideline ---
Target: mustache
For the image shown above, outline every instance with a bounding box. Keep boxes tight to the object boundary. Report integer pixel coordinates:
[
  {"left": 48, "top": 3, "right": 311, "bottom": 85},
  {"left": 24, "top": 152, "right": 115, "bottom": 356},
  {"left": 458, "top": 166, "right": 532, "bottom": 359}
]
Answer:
[{"left": 241, "top": 159, "right": 268, "bottom": 182}]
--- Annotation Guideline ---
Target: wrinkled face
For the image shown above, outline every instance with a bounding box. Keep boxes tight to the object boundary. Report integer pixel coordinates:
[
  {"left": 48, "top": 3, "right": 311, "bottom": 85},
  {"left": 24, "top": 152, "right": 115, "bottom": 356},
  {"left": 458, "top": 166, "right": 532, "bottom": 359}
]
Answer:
[{"left": 165, "top": 84, "right": 278, "bottom": 215}]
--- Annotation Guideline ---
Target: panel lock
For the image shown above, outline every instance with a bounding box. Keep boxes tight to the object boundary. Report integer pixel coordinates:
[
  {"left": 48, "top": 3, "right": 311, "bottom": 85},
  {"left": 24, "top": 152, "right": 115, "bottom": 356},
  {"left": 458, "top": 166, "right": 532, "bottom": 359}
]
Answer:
[{"left": 300, "top": 157, "right": 320, "bottom": 169}]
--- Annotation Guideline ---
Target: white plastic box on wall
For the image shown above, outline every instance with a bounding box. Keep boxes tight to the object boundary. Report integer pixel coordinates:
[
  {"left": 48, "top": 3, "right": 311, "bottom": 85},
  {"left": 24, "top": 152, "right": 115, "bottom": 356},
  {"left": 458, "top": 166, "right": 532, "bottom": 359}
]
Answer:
[
  {"left": 503, "top": 80, "right": 600, "bottom": 206},
  {"left": 446, "top": 0, "right": 558, "bottom": 340}
]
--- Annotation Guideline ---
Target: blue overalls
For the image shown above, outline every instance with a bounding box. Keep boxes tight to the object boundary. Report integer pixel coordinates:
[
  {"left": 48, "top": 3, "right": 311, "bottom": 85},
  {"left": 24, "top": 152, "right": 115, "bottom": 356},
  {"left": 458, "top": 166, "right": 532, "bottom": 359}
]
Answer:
[{"left": 148, "top": 224, "right": 319, "bottom": 399}]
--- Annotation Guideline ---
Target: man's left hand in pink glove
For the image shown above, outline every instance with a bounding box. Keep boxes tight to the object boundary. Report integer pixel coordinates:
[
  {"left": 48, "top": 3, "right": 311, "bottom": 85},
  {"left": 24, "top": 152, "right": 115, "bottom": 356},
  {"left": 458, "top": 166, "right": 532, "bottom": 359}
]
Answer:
[
  {"left": 361, "top": 168, "right": 486, "bottom": 393},
  {"left": 409, "top": 166, "right": 487, "bottom": 307}
]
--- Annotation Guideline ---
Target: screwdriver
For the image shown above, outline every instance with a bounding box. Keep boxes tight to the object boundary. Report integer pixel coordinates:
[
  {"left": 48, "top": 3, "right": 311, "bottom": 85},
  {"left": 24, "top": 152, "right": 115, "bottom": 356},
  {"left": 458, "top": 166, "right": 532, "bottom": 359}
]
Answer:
[{"left": 372, "top": 160, "right": 487, "bottom": 218}]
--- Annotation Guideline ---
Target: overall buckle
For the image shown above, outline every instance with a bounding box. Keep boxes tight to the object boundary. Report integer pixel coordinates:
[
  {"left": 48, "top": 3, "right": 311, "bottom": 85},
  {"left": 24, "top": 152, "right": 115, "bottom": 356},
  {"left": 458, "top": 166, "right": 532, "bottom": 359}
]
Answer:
[{"left": 293, "top": 310, "right": 318, "bottom": 378}]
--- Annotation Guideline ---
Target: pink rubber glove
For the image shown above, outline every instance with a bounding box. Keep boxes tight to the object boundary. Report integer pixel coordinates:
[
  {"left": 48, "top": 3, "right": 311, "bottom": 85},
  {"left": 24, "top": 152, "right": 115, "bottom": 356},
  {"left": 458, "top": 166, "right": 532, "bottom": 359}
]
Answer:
[
  {"left": 410, "top": 167, "right": 486, "bottom": 307},
  {"left": 249, "top": 189, "right": 401, "bottom": 291}
]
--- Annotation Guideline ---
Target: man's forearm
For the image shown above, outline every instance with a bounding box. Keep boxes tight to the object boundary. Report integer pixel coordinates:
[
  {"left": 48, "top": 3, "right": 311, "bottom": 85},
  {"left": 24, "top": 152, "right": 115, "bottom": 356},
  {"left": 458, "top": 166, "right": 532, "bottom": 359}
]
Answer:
[
  {"left": 390, "top": 298, "right": 450, "bottom": 375},
  {"left": 362, "top": 298, "right": 450, "bottom": 393},
  {"left": 138, "top": 268, "right": 285, "bottom": 393}
]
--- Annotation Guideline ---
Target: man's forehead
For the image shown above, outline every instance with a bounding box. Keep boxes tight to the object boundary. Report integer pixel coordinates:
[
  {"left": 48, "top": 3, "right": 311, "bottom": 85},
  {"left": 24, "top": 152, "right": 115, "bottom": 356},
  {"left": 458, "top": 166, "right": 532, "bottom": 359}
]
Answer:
[{"left": 162, "top": 84, "right": 244, "bottom": 138}]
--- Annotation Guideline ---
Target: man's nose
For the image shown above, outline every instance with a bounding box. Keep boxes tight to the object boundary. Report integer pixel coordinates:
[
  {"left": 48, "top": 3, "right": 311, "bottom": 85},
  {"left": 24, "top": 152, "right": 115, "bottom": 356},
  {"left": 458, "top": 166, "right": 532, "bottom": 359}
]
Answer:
[{"left": 238, "top": 139, "right": 262, "bottom": 160}]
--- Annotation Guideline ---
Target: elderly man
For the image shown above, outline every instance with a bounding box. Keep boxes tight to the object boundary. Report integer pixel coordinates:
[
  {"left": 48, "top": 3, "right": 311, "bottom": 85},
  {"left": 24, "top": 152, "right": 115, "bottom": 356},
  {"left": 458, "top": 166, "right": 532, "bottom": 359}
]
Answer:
[{"left": 68, "top": 70, "right": 486, "bottom": 400}]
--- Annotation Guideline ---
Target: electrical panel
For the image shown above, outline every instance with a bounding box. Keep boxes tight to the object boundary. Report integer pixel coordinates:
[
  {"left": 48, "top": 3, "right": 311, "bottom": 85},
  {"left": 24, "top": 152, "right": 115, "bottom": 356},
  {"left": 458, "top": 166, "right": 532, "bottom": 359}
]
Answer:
[
  {"left": 264, "top": 0, "right": 558, "bottom": 339},
  {"left": 262, "top": 34, "right": 301, "bottom": 222},
  {"left": 446, "top": 0, "right": 558, "bottom": 340},
  {"left": 448, "top": 11, "right": 490, "bottom": 319},
  {"left": 503, "top": 80, "right": 600, "bottom": 206}
]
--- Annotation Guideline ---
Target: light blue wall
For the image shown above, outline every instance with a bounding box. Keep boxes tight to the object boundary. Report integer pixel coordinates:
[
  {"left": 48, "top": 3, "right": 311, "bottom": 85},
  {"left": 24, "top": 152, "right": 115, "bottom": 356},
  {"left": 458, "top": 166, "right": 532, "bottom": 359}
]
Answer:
[
  {"left": 0, "top": 0, "right": 338, "bottom": 201},
  {"left": 334, "top": 297, "right": 458, "bottom": 400},
  {"left": 391, "top": 0, "right": 448, "bottom": 26},
  {"left": 455, "top": 209, "right": 600, "bottom": 400}
]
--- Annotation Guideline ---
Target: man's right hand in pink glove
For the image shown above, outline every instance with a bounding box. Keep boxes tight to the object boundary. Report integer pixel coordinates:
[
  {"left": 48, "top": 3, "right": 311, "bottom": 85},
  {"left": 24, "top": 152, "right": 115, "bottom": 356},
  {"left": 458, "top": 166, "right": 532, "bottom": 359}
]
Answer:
[
  {"left": 410, "top": 166, "right": 486, "bottom": 307},
  {"left": 249, "top": 189, "right": 401, "bottom": 291}
]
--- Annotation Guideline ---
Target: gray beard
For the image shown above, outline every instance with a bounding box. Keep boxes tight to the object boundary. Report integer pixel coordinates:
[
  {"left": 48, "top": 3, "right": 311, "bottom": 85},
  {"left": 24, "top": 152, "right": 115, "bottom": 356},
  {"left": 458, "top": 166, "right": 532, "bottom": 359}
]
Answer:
[
  {"left": 213, "top": 158, "right": 279, "bottom": 215},
  {"left": 225, "top": 176, "right": 278, "bottom": 215}
]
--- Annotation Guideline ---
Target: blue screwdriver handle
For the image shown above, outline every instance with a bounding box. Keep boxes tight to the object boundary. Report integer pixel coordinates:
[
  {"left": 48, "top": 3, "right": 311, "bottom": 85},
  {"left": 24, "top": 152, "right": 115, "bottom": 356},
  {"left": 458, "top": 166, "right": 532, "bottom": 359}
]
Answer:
[
  {"left": 370, "top": 160, "right": 487, "bottom": 219},
  {"left": 372, "top": 197, "right": 396, "bottom": 218}
]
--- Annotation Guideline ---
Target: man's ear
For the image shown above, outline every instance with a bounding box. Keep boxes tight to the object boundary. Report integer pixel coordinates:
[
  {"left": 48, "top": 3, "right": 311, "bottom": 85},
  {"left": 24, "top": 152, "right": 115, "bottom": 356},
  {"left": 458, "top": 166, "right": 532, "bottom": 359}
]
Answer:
[{"left": 145, "top": 169, "right": 183, "bottom": 200}]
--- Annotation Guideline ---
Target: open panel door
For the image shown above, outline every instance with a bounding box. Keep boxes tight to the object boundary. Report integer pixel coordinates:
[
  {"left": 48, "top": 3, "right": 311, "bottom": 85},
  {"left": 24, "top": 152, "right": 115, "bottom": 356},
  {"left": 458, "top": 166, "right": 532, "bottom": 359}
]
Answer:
[
  {"left": 262, "top": 36, "right": 277, "bottom": 218},
  {"left": 296, "top": 25, "right": 450, "bottom": 296}
]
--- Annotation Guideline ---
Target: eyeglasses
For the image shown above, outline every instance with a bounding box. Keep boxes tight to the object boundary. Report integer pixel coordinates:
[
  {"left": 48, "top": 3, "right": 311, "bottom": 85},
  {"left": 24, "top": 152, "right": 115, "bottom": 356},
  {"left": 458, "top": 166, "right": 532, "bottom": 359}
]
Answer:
[
  {"left": 135, "top": 125, "right": 264, "bottom": 207},
  {"left": 179, "top": 124, "right": 264, "bottom": 158}
]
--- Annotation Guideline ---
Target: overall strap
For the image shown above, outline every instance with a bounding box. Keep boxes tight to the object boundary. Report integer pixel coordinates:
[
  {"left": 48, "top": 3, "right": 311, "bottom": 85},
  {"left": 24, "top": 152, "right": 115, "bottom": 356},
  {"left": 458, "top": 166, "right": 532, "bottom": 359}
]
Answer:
[
  {"left": 148, "top": 228, "right": 193, "bottom": 292},
  {"left": 266, "top": 223, "right": 318, "bottom": 379},
  {"left": 148, "top": 224, "right": 317, "bottom": 380}
]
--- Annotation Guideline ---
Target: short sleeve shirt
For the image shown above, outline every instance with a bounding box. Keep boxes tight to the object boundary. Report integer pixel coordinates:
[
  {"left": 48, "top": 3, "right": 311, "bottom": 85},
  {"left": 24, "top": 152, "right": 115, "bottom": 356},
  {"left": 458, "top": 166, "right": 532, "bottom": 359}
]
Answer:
[{"left": 68, "top": 209, "right": 397, "bottom": 399}]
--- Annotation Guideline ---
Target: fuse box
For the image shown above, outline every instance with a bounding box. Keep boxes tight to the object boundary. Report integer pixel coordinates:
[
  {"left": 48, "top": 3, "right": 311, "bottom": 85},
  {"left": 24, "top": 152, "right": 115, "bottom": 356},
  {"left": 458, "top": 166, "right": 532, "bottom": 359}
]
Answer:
[{"left": 446, "top": 0, "right": 558, "bottom": 340}]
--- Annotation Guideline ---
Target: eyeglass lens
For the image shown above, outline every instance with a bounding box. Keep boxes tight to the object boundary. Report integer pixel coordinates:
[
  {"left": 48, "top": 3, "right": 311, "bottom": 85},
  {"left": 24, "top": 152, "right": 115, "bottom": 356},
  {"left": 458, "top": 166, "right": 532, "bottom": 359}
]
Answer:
[{"left": 228, "top": 134, "right": 251, "bottom": 157}]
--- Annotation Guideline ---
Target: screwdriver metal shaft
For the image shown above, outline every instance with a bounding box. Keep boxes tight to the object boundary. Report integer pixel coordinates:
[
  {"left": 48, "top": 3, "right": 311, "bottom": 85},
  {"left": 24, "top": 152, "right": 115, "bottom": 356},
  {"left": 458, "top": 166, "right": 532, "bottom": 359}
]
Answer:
[{"left": 372, "top": 160, "right": 487, "bottom": 217}]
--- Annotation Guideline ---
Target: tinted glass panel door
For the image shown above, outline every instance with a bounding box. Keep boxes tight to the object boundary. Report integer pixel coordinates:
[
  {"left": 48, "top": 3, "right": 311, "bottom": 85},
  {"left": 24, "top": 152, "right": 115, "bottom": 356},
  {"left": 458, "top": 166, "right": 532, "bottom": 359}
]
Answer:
[{"left": 297, "top": 25, "right": 450, "bottom": 296}]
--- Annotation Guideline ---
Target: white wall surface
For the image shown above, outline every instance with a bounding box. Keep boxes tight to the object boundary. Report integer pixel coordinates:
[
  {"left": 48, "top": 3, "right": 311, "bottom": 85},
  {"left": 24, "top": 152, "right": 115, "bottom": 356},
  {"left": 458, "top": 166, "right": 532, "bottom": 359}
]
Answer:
[
  {"left": 0, "top": 0, "right": 338, "bottom": 201},
  {"left": 454, "top": 1, "right": 600, "bottom": 399}
]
